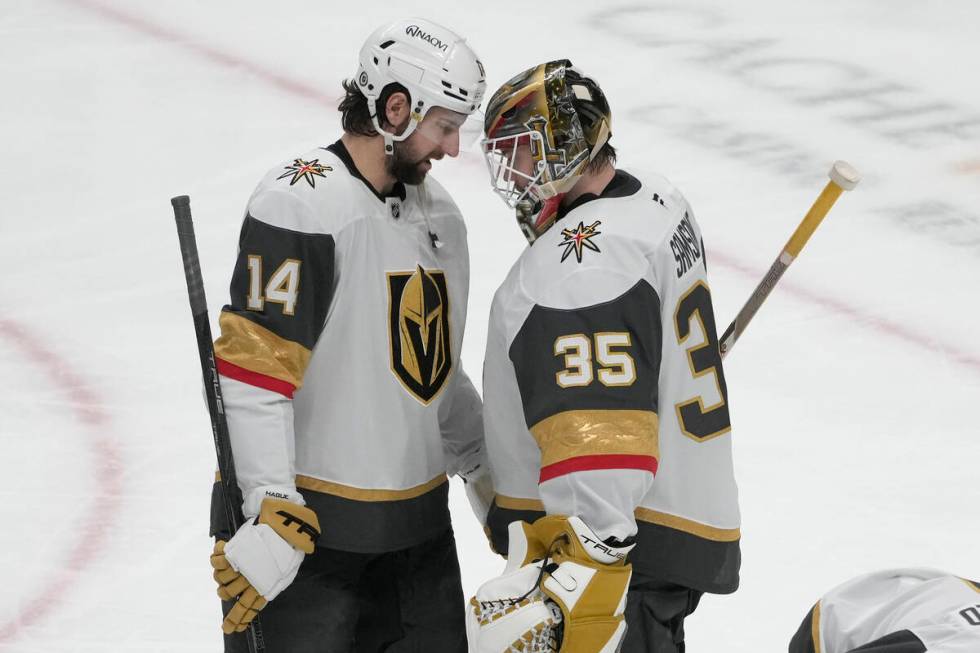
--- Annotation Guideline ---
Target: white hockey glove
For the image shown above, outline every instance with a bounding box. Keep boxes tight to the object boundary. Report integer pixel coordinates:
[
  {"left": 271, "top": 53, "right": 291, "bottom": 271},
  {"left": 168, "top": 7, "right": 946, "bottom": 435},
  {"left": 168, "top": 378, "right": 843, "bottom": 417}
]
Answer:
[
  {"left": 461, "top": 465, "right": 495, "bottom": 526},
  {"left": 210, "top": 497, "right": 320, "bottom": 634},
  {"left": 467, "top": 516, "right": 634, "bottom": 653}
]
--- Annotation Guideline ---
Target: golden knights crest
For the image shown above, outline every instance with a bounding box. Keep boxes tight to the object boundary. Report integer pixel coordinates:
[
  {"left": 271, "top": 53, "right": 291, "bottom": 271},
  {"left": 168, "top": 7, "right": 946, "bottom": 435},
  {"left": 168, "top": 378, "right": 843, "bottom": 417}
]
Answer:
[{"left": 387, "top": 266, "right": 452, "bottom": 404}]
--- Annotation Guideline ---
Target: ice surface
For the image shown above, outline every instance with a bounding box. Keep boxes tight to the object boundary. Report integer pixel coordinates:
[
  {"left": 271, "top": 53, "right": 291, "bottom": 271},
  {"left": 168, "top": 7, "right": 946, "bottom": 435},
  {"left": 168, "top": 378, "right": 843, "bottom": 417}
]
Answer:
[{"left": 1, "top": 1, "right": 978, "bottom": 650}]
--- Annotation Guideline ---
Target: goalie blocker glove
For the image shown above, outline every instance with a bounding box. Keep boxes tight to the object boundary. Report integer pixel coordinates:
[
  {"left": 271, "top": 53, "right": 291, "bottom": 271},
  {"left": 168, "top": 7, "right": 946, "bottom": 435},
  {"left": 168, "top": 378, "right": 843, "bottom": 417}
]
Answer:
[
  {"left": 467, "top": 516, "right": 634, "bottom": 653},
  {"left": 210, "top": 498, "right": 321, "bottom": 634}
]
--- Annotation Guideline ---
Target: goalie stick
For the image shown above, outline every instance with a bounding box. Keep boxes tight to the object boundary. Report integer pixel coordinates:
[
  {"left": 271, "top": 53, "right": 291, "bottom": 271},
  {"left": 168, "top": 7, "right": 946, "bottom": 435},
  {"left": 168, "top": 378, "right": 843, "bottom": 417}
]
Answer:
[
  {"left": 171, "top": 195, "right": 265, "bottom": 653},
  {"left": 719, "top": 161, "right": 861, "bottom": 358}
]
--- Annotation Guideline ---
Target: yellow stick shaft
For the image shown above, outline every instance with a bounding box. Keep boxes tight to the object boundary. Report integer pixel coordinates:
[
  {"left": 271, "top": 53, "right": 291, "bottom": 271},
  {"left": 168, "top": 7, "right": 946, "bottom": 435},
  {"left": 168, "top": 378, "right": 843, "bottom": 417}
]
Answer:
[
  {"left": 719, "top": 160, "right": 860, "bottom": 358},
  {"left": 783, "top": 181, "right": 845, "bottom": 259}
]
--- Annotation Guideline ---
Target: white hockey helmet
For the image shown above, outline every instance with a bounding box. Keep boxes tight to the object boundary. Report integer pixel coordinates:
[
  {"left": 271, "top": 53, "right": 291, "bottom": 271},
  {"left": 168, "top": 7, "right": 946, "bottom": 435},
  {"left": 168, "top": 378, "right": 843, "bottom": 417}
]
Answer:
[{"left": 354, "top": 18, "right": 487, "bottom": 154}]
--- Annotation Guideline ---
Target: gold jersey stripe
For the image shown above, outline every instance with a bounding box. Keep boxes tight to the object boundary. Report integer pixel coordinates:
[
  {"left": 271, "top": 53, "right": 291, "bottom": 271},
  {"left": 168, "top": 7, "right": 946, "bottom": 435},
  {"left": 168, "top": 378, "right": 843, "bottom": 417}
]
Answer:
[
  {"left": 493, "top": 495, "right": 740, "bottom": 543},
  {"left": 634, "top": 507, "right": 741, "bottom": 542},
  {"left": 296, "top": 473, "right": 447, "bottom": 502},
  {"left": 494, "top": 494, "right": 545, "bottom": 511},
  {"left": 812, "top": 601, "right": 822, "bottom": 652},
  {"left": 529, "top": 409, "right": 659, "bottom": 468},
  {"left": 214, "top": 472, "right": 447, "bottom": 503},
  {"left": 214, "top": 312, "right": 311, "bottom": 391}
]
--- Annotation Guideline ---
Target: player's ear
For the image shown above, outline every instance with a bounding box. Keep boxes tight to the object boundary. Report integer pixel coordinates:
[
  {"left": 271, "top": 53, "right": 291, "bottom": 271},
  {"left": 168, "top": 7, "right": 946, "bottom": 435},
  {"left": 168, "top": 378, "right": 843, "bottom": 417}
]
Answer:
[{"left": 384, "top": 91, "right": 411, "bottom": 135}]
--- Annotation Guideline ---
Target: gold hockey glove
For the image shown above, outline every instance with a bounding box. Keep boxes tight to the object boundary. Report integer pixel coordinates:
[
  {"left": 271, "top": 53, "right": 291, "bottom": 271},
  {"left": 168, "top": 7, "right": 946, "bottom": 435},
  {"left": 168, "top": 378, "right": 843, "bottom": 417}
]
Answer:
[
  {"left": 210, "top": 498, "right": 320, "bottom": 634},
  {"left": 466, "top": 516, "right": 633, "bottom": 653},
  {"left": 531, "top": 515, "right": 633, "bottom": 653}
]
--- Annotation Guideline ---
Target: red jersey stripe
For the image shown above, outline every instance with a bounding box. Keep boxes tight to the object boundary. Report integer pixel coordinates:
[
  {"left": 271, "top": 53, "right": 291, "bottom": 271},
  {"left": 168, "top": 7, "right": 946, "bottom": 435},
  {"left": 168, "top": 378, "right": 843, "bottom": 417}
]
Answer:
[
  {"left": 539, "top": 454, "right": 658, "bottom": 483},
  {"left": 216, "top": 357, "right": 296, "bottom": 399}
]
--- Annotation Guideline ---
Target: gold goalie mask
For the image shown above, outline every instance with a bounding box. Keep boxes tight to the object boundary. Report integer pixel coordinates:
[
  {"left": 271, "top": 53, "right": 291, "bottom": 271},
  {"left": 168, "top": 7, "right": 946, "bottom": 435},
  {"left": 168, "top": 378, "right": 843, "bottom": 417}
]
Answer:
[{"left": 481, "top": 60, "right": 612, "bottom": 244}]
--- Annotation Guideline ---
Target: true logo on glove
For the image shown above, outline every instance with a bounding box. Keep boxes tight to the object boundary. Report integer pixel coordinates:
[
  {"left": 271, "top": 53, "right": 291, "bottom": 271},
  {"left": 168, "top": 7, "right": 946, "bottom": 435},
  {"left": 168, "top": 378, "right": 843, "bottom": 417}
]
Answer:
[
  {"left": 275, "top": 509, "right": 320, "bottom": 545},
  {"left": 578, "top": 533, "right": 627, "bottom": 561}
]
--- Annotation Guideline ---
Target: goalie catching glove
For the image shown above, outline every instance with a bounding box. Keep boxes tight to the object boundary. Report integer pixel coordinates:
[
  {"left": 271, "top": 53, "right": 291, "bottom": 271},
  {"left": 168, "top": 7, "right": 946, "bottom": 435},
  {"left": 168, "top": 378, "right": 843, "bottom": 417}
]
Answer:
[
  {"left": 210, "top": 497, "right": 320, "bottom": 634},
  {"left": 466, "top": 516, "right": 634, "bottom": 653}
]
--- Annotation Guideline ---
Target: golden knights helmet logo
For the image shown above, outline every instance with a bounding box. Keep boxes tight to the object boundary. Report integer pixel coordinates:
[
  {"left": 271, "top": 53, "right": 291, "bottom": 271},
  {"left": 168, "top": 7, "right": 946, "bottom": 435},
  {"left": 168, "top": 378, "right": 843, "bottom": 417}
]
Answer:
[{"left": 387, "top": 266, "right": 452, "bottom": 404}]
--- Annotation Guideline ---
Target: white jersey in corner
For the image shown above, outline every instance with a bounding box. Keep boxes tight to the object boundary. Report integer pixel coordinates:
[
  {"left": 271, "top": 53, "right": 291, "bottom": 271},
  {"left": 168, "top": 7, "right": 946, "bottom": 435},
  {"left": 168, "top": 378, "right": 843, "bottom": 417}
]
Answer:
[{"left": 790, "top": 568, "right": 980, "bottom": 653}]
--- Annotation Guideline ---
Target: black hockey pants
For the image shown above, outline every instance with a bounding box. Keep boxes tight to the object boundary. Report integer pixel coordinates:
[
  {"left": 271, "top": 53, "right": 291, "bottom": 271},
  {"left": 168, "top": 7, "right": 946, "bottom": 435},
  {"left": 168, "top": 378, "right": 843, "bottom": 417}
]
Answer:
[
  {"left": 621, "top": 574, "right": 704, "bottom": 653},
  {"left": 222, "top": 527, "right": 466, "bottom": 653}
]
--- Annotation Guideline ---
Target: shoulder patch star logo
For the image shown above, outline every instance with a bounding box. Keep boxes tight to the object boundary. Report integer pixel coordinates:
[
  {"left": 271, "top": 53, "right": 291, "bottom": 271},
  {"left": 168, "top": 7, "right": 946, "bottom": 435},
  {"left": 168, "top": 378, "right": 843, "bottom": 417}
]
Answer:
[
  {"left": 277, "top": 158, "right": 333, "bottom": 188},
  {"left": 558, "top": 220, "right": 602, "bottom": 263}
]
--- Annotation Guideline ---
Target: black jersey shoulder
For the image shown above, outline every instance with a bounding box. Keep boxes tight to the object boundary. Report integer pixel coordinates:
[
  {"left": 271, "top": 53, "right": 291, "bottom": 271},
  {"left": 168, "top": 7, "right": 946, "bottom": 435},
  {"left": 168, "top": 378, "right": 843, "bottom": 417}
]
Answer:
[
  {"left": 509, "top": 279, "right": 663, "bottom": 428},
  {"left": 223, "top": 214, "right": 335, "bottom": 351}
]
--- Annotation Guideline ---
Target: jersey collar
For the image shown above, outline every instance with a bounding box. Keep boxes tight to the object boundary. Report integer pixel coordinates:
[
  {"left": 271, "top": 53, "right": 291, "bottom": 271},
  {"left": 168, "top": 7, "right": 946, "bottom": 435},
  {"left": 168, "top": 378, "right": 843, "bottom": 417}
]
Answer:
[
  {"left": 555, "top": 169, "right": 641, "bottom": 222},
  {"left": 324, "top": 140, "right": 407, "bottom": 203}
]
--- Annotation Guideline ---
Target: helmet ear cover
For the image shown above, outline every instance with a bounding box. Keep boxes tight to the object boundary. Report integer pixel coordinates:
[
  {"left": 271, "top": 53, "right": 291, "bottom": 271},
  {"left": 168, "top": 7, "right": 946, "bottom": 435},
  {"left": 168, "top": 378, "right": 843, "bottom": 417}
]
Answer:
[{"left": 374, "top": 82, "right": 411, "bottom": 134}]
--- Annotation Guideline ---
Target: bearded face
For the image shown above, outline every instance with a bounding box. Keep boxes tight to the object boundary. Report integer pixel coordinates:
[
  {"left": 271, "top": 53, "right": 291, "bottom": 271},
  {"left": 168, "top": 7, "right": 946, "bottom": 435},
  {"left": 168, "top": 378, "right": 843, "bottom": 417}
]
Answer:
[
  {"left": 385, "top": 106, "right": 468, "bottom": 185},
  {"left": 386, "top": 135, "right": 434, "bottom": 185}
]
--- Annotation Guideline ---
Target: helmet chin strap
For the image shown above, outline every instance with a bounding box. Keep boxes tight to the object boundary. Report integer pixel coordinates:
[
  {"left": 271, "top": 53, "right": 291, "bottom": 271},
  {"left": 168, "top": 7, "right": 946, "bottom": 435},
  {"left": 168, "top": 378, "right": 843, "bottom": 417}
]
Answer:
[{"left": 369, "top": 110, "right": 418, "bottom": 157}]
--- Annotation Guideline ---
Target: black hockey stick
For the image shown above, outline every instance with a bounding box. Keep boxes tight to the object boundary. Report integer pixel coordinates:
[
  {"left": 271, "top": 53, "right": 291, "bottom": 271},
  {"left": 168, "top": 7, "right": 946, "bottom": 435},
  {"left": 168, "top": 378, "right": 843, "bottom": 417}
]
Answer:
[{"left": 171, "top": 195, "right": 265, "bottom": 653}]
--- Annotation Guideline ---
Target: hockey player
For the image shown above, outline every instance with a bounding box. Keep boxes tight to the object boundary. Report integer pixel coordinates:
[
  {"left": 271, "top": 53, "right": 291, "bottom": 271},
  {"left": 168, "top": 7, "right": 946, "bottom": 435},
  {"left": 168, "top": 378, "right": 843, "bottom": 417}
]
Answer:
[
  {"left": 207, "top": 18, "right": 490, "bottom": 652},
  {"left": 789, "top": 568, "right": 980, "bottom": 653},
  {"left": 466, "top": 60, "right": 740, "bottom": 653}
]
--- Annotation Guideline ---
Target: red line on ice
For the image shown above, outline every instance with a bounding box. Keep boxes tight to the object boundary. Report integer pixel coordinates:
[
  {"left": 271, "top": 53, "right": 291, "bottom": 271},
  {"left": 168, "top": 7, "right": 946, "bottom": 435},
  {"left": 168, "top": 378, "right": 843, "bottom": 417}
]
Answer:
[
  {"left": 0, "top": 319, "right": 123, "bottom": 644},
  {"left": 59, "top": 0, "right": 485, "bottom": 166},
  {"left": 62, "top": 0, "right": 335, "bottom": 107},
  {"left": 710, "top": 251, "right": 980, "bottom": 375}
]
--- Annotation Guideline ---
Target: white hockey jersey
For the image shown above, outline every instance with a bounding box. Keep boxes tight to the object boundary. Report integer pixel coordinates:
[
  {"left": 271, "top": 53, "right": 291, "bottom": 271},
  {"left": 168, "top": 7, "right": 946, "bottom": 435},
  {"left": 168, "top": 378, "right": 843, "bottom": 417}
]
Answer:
[
  {"left": 482, "top": 169, "right": 740, "bottom": 593},
  {"left": 790, "top": 568, "right": 980, "bottom": 653},
  {"left": 211, "top": 140, "right": 483, "bottom": 553}
]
